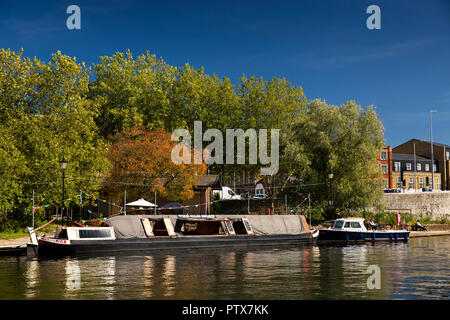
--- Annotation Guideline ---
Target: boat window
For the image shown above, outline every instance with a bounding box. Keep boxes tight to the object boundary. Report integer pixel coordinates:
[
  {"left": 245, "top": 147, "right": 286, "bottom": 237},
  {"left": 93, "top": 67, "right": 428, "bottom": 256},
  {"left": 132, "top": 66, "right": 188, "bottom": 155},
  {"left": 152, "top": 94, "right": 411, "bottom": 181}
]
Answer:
[
  {"left": 344, "top": 222, "right": 351, "bottom": 228},
  {"left": 225, "top": 220, "right": 234, "bottom": 233},
  {"left": 174, "top": 219, "right": 224, "bottom": 235},
  {"left": 350, "top": 222, "right": 361, "bottom": 228},
  {"left": 243, "top": 220, "right": 252, "bottom": 232},
  {"left": 78, "top": 229, "right": 112, "bottom": 239},
  {"left": 333, "top": 221, "right": 344, "bottom": 228}
]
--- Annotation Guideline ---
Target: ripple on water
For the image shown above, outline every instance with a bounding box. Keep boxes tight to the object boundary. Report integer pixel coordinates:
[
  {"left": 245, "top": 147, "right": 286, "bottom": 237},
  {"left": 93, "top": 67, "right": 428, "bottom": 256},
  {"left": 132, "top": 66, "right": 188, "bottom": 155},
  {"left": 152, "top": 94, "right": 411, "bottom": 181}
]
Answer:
[{"left": 0, "top": 236, "right": 449, "bottom": 299}]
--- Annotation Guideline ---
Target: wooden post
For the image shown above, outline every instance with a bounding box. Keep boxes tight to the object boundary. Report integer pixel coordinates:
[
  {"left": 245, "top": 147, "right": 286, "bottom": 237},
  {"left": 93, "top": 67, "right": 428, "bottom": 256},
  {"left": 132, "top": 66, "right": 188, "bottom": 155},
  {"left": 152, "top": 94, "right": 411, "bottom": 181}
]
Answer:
[
  {"left": 32, "top": 190, "right": 35, "bottom": 229},
  {"left": 308, "top": 193, "right": 311, "bottom": 227},
  {"left": 285, "top": 194, "right": 287, "bottom": 215},
  {"left": 124, "top": 190, "right": 127, "bottom": 215}
]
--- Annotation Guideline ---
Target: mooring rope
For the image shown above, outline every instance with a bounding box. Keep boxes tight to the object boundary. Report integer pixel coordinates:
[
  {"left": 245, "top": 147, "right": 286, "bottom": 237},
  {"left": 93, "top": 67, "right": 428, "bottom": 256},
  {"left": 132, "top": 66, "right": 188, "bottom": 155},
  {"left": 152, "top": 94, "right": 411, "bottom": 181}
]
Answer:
[{"left": 33, "top": 217, "right": 57, "bottom": 231}]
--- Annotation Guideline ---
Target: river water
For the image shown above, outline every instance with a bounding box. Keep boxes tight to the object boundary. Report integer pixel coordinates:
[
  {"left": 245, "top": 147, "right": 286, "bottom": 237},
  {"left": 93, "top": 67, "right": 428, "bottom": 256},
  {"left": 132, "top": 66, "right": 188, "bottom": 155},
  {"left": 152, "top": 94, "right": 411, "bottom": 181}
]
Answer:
[{"left": 0, "top": 236, "right": 448, "bottom": 300}]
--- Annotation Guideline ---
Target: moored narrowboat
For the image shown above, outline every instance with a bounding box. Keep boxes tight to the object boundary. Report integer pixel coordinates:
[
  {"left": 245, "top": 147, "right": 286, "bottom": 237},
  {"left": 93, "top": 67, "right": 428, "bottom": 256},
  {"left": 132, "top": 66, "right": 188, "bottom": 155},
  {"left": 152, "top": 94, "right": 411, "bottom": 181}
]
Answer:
[{"left": 27, "top": 214, "right": 315, "bottom": 257}]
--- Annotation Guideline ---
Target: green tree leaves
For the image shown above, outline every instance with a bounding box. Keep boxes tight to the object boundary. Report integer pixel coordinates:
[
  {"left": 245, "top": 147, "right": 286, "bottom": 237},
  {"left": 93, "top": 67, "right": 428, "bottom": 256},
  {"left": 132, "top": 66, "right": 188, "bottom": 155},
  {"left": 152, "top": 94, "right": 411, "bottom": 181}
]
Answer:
[
  {"left": 285, "top": 99, "right": 385, "bottom": 219},
  {"left": 0, "top": 49, "right": 109, "bottom": 230},
  {"left": 0, "top": 48, "right": 386, "bottom": 229}
]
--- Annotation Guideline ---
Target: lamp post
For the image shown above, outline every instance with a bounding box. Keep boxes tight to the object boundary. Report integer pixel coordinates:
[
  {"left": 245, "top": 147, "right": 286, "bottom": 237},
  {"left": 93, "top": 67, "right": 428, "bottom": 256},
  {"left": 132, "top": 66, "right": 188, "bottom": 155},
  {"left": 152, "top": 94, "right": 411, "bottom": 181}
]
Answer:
[
  {"left": 60, "top": 157, "right": 67, "bottom": 228},
  {"left": 430, "top": 110, "right": 437, "bottom": 191},
  {"left": 328, "top": 173, "right": 334, "bottom": 218}
]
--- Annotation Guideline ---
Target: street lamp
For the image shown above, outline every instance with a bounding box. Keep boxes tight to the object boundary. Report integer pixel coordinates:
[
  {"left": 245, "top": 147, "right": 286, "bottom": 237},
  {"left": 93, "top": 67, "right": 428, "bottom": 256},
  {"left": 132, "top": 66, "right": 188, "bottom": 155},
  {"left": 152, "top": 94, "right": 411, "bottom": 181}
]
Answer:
[
  {"left": 430, "top": 110, "right": 437, "bottom": 191},
  {"left": 60, "top": 157, "right": 67, "bottom": 228},
  {"left": 328, "top": 173, "right": 334, "bottom": 218}
]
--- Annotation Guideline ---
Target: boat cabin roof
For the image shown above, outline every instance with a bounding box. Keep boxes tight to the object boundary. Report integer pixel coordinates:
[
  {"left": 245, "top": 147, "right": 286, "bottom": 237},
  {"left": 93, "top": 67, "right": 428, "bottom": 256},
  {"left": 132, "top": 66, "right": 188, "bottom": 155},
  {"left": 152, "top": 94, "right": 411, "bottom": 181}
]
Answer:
[
  {"left": 326, "top": 217, "right": 365, "bottom": 223},
  {"left": 61, "top": 227, "right": 116, "bottom": 240},
  {"left": 328, "top": 218, "right": 367, "bottom": 231}
]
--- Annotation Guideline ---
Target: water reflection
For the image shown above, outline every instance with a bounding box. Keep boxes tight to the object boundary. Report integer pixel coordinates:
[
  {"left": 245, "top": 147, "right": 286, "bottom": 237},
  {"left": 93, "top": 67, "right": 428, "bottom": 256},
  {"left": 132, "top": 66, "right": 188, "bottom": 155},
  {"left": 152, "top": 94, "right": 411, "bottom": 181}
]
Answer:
[
  {"left": 65, "top": 259, "right": 81, "bottom": 294},
  {"left": 143, "top": 256, "right": 154, "bottom": 298},
  {"left": 3, "top": 236, "right": 449, "bottom": 299},
  {"left": 162, "top": 255, "right": 176, "bottom": 297},
  {"left": 25, "top": 260, "right": 39, "bottom": 299}
]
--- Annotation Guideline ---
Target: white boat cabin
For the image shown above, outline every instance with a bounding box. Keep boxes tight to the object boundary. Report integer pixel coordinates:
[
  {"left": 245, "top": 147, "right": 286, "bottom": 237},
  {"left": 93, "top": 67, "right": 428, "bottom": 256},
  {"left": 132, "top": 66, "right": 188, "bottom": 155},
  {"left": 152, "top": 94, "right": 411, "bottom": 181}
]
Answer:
[
  {"left": 329, "top": 218, "right": 368, "bottom": 232},
  {"left": 62, "top": 227, "right": 116, "bottom": 241}
]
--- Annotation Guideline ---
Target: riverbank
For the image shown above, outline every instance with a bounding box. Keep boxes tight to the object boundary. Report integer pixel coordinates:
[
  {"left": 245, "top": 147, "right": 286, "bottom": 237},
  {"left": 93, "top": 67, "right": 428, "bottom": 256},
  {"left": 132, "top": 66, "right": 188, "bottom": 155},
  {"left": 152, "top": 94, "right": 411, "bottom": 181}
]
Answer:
[
  {"left": 410, "top": 230, "right": 450, "bottom": 237},
  {"left": 1, "top": 229, "right": 448, "bottom": 249},
  {"left": 0, "top": 231, "right": 55, "bottom": 248}
]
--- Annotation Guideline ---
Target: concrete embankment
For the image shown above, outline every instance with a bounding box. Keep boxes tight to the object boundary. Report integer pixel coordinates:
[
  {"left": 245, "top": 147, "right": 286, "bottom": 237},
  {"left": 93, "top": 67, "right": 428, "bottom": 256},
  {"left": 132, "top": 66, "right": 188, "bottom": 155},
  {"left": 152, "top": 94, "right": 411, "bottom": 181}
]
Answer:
[
  {"left": 410, "top": 231, "right": 450, "bottom": 238},
  {"left": 409, "top": 223, "right": 450, "bottom": 237},
  {"left": 383, "top": 191, "right": 450, "bottom": 221},
  {"left": 0, "top": 236, "right": 29, "bottom": 256}
]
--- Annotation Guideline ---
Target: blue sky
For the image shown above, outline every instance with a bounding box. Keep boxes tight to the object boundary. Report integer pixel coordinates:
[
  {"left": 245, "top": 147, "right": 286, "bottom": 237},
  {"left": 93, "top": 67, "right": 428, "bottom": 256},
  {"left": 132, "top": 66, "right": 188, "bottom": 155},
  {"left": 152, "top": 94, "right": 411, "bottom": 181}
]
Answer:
[{"left": 1, "top": 0, "right": 449, "bottom": 148}]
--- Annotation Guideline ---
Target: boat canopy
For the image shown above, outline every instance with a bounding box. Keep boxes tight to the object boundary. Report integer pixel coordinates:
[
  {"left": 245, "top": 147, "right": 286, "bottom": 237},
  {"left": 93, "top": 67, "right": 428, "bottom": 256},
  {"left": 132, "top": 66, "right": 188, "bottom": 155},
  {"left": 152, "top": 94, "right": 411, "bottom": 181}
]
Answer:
[
  {"left": 106, "top": 214, "right": 310, "bottom": 239},
  {"left": 126, "top": 198, "right": 157, "bottom": 207}
]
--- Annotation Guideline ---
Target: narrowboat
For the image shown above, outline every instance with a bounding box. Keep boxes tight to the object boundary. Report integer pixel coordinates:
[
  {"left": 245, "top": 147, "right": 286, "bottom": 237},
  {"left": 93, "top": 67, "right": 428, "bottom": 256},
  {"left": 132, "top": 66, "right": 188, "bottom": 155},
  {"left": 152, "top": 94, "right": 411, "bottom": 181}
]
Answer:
[
  {"left": 27, "top": 214, "right": 316, "bottom": 257},
  {"left": 318, "top": 218, "right": 410, "bottom": 242}
]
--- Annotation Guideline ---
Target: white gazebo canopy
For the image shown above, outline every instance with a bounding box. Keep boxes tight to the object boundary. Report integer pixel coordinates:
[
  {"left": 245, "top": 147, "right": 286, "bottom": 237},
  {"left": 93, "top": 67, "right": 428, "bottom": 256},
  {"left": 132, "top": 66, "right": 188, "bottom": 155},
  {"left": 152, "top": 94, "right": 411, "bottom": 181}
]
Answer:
[{"left": 126, "top": 198, "right": 157, "bottom": 207}]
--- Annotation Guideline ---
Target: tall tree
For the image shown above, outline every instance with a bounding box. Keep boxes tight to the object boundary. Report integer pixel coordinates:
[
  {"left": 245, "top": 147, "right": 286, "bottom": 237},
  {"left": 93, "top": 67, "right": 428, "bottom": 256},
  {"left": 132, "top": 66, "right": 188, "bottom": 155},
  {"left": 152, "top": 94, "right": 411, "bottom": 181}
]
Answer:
[
  {"left": 285, "top": 99, "right": 385, "bottom": 219},
  {"left": 0, "top": 49, "right": 109, "bottom": 229},
  {"left": 102, "top": 126, "right": 207, "bottom": 204},
  {"left": 236, "top": 75, "right": 307, "bottom": 209},
  {"left": 91, "top": 50, "right": 178, "bottom": 138}
]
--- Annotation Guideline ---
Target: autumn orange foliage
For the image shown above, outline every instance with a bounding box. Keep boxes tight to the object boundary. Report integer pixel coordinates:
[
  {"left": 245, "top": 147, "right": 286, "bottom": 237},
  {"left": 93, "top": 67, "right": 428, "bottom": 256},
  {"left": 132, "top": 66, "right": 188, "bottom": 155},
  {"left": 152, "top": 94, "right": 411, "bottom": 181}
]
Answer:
[{"left": 103, "top": 126, "right": 206, "bottom": 202}]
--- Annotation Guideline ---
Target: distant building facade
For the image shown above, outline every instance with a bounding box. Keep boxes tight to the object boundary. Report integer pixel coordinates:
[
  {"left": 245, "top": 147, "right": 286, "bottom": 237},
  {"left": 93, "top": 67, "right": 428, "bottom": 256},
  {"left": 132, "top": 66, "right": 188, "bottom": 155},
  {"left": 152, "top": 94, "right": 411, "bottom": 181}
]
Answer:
[
  {"left": 393, "top": 139, "right": 450, "bottom": 190},
  {"left": 221, "top": 170, "right": 257, "bottom": 195},
  {"left": 391, "top": 153, "right": 441, "bottom": 190}
]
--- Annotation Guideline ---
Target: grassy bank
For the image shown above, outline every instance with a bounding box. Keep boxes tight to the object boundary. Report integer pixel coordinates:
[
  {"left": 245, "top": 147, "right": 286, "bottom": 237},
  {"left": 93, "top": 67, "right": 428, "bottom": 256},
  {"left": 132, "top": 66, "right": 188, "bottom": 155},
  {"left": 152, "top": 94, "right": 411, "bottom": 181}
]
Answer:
[{"left": 0, "top": 221, "right": 58, "bottom": 240}]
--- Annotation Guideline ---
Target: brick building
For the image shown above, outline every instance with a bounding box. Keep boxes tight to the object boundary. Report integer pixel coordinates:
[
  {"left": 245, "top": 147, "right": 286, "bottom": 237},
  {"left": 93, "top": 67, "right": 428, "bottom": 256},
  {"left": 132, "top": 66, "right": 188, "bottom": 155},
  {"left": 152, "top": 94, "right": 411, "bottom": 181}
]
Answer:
[
  {"left": 377, "top": 145, "right": 393, "bottom": 189},
  {"left": 393, "top": 139, "right": 450, "bottom": 190}
]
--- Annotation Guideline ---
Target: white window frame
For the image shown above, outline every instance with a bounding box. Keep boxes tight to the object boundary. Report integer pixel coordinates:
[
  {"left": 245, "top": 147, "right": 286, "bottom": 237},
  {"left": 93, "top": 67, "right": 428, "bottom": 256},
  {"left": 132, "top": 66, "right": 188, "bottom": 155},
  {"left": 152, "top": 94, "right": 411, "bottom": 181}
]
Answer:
[
  {"left": 380, "top": 151, "right": 387, "bottom": 160},
  {"left": 394, "top": 162, "right": 401, "bottom": 172},
  {"left": 381, "top": 165, "right": 387, "bottom": 175},
  {"left": 425, "top": 164, "right": 430, "bottom": 171},
  {"left": 406, "top": 163, "right": 412, "bottom": 171},
  {"left": 409, "top": 177, "right": 414, "bottom": 188},
  {"left": 417, "top": 163, "right": 422, "bottom": 171},
  {"left": 419, "top": 177, "right": 424, "bottom": 188}
]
